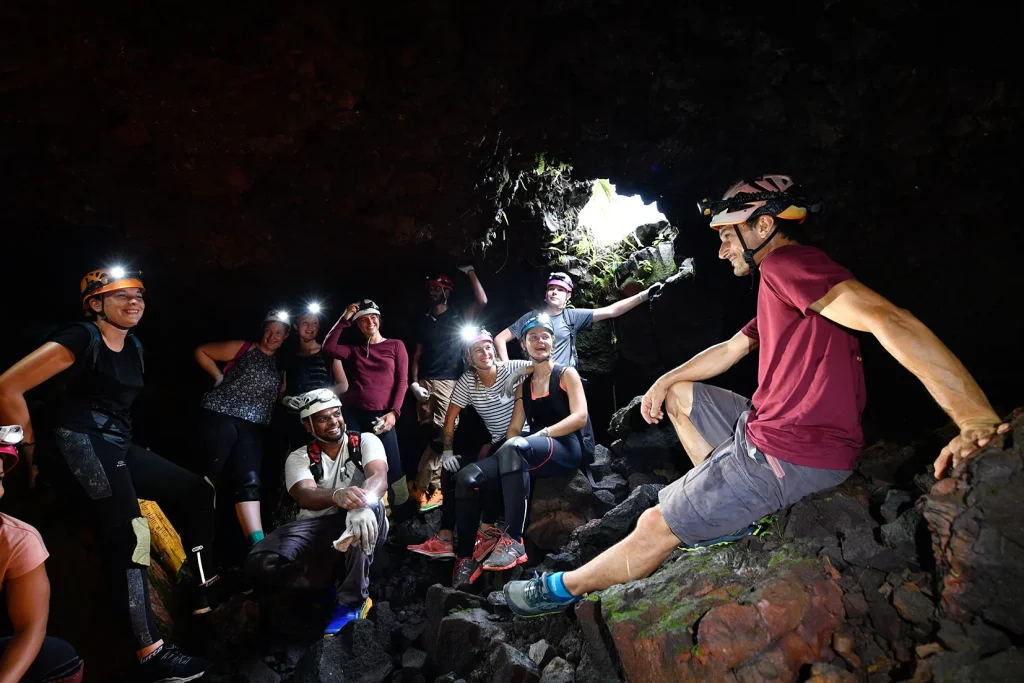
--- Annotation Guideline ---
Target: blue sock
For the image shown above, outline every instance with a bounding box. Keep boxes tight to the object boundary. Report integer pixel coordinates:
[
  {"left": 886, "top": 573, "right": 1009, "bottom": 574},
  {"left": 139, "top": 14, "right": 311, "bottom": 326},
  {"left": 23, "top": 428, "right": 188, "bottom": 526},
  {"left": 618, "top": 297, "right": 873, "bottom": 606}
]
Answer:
[
  {"left": 248, "top": 530, "right": 265, "bottom": 546},
  {"left": 544, "top": 572, "right": 574, "bottom": 600}
]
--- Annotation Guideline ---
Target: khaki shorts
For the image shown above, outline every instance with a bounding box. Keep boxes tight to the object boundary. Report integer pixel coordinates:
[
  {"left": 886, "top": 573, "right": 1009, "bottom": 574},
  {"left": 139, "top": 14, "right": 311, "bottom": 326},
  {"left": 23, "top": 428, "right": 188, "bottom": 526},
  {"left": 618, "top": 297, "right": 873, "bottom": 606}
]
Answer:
[
  {"left": 415, "top": 378, "right": 457, "bottom": 430},
  {"left": 659, "top": 383, "right": 852, "bottom": 545}
]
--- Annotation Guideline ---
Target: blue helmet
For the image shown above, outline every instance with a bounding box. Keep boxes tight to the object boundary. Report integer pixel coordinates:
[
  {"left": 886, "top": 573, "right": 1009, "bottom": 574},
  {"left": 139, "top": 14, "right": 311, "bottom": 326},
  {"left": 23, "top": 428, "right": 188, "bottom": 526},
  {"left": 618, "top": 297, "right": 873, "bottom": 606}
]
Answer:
[{"left": 520, "top": 312, "right": 555, "bottom": 336}]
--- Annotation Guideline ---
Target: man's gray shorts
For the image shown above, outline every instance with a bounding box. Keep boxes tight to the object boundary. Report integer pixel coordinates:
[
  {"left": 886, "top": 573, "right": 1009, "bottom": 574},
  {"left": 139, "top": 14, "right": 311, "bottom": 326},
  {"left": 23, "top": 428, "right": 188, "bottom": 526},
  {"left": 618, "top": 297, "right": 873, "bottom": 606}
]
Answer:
[{"left": 659, "top": 383, "right": 852, "bottom": 545}]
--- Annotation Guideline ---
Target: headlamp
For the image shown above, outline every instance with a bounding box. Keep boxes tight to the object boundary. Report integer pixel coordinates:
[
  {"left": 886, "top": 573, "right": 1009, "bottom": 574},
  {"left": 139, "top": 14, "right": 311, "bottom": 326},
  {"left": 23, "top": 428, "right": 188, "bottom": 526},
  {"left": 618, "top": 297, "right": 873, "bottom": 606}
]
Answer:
[
  {"left": 109, "top": 266, "right": 127, "bottom": 279},
  {"left": 307, "top": 302, "right": 322, "bottom": 315}
]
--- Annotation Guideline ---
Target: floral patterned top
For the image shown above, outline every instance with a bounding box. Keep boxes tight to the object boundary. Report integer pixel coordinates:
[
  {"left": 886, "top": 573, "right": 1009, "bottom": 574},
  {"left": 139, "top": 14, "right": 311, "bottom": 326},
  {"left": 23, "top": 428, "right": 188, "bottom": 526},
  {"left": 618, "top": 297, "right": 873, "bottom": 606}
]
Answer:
[{"left": 201, "top": 344, "right": 280, "bottom": 425}]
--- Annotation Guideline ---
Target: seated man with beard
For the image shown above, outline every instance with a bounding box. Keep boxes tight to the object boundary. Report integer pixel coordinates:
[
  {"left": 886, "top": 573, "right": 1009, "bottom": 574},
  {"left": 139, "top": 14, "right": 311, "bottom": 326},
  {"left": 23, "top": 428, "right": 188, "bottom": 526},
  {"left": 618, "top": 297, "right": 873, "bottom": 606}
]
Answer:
[{"left": 245, "top": 389, "right": 388, "bottom": 637}]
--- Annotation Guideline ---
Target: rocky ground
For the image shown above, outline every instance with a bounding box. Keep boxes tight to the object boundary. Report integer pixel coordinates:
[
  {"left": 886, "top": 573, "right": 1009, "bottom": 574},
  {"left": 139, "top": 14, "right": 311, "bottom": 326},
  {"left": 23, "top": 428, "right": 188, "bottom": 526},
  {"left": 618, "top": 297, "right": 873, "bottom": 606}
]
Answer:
[{"left": 175, "top": 406, "right": 1024, "bottom": 683}]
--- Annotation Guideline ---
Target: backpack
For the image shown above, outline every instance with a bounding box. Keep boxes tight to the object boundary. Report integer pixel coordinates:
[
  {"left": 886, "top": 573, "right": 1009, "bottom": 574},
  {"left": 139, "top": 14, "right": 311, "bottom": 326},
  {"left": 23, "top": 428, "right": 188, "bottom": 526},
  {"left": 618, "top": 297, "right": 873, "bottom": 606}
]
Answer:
[
  {"left": 521, "top": 364, "right": 597, "bottom": 466},
  {"left": 305, "top": 431, "right": 364, "bottom": 483}
]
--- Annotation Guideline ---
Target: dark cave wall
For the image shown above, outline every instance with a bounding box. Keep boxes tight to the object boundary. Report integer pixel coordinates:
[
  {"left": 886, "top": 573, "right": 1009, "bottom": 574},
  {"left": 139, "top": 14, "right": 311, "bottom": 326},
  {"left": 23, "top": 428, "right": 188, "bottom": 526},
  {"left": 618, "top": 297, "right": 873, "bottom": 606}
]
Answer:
[{"left": 0, "top": 0, "right": 1020, "bottom": 446}]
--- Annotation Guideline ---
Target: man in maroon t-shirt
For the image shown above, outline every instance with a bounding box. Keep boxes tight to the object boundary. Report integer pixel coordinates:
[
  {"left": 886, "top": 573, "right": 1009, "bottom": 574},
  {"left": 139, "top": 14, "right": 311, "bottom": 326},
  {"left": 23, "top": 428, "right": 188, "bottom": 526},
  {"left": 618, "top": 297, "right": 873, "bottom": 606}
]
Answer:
[{"left": 505, "top": 173, "right": 1009, "bottom": 617}]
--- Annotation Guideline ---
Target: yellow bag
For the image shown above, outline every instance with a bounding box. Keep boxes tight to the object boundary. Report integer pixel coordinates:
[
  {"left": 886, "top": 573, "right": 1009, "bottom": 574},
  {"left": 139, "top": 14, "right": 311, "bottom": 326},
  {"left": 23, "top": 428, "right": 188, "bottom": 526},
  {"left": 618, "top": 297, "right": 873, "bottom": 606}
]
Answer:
[{"left": 138, "top": 499, "right": 186, "bottom": 573}]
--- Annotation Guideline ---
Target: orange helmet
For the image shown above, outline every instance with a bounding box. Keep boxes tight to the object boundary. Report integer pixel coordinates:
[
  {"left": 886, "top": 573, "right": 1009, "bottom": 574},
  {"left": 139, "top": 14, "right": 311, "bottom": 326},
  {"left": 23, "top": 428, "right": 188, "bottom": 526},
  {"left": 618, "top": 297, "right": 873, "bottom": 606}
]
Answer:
[{"left": 80, "top": 267, "right": 145, "bottom": 310}]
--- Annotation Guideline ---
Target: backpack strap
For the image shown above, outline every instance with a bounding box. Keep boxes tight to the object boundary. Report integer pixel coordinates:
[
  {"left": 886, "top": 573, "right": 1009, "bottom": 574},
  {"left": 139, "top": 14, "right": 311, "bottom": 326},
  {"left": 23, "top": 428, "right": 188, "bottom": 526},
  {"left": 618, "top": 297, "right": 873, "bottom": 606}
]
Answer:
[
  {"left": 306, "top": 442, "right": 325, "bottom": 483},
  {"left": 347, "top": 431, "right": 364, "bottom": 474},
  {"left": 223, "top": 340, "right": 253, "bottom": 376},
  {"left": 73, "top": 322, "right": 144, "bottom": 373}
]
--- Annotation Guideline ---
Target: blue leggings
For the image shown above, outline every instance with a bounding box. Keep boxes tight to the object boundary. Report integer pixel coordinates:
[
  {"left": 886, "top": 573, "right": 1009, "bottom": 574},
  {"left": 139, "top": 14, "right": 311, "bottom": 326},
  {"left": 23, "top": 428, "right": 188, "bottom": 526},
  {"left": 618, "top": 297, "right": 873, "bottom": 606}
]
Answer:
[{"left": 454, "top": 434, "right": 581, "bottom": 556}]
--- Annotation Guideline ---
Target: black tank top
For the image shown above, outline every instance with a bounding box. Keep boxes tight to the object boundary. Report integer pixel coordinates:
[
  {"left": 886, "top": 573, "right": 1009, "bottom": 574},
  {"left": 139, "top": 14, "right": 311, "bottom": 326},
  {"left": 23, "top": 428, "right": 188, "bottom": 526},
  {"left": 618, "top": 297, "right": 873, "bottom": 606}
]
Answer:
[
  {"left": 525, "top": 365, "right": 572, "bottom": 432},
  {"left": 287, "top": 352, "right": 333, "bottom": 396}
]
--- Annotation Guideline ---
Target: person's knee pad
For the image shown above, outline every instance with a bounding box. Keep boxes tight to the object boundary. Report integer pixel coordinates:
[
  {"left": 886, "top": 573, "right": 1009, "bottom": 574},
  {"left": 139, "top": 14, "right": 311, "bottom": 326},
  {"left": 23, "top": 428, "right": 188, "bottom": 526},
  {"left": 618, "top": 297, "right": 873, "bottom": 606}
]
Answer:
[
  {"left": 236, "top": 469, "right": 261, "bottom": 502},
  {"left": 455, "top": 463, "right": 487, "bottom": 499},
  {"left": 244, "top": 550, "right": 285, "bottom": 584},
  {"left": 104, "top": 517, "right": 152, "bottom": 567},
  {"left": 390, "top": 475, "right": 409, "bottom": 506},
  {"left": 495, "top": 437, "right": 529, "bottom": 475}
]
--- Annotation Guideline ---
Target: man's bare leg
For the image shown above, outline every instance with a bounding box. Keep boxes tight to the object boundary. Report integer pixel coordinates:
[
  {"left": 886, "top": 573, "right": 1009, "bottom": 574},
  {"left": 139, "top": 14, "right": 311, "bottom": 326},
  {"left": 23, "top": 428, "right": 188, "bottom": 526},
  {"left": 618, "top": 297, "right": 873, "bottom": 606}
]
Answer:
[
  {"left": 561, "top": 506, "right": 681, "bottom": 596},
  {"left": 663, "top": 381, "right": 714, "bottom": 466}
]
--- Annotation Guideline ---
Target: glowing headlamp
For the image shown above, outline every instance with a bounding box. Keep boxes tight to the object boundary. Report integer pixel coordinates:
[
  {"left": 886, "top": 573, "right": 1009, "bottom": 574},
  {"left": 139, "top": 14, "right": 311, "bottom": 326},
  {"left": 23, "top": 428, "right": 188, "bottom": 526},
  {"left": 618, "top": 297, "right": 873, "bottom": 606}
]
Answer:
[
  {"left": 307, "top": 302, "right": 322, "bottom": 315},
  {"left": 461, "top": 325, "right": 479, "bottom": 342},
  {"left": 109, "top": 266, "right": 127, "bottom": 279}
]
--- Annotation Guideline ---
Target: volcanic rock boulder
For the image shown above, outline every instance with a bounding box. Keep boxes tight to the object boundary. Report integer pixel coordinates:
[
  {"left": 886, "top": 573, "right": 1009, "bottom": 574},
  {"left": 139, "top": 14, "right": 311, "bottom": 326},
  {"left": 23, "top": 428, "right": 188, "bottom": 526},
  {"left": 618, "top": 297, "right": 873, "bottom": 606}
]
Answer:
[
  {"left": 525, "top": 471, "right": 595, "bottom": 551},
  {"left": 292, "top": 619, "right": 393, "bottom": 683},
  {"left": 920, "top": 411, "right": 1024, "bottom": 640},
  {"left": 583, "top": 543, "right": 844, "bottom": 682}
]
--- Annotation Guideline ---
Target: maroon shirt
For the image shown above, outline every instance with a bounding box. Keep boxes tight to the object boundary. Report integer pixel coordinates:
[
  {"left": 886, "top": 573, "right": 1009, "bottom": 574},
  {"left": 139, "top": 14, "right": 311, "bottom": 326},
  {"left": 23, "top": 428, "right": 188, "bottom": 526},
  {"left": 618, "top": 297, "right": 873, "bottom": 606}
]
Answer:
[
  {"left": 323, "top": 319, "right": 409, "bottom": 416},
  {"left": 740, "top": 245, "right": 866, "bottom": 470}
]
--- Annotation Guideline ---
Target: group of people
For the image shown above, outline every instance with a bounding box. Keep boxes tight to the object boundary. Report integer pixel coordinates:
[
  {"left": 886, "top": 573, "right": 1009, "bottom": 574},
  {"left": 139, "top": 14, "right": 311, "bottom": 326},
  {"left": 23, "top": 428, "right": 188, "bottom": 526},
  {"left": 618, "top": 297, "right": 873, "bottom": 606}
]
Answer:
[{"left": 0, "top": 173, "right": 1008, "bottom": 682}]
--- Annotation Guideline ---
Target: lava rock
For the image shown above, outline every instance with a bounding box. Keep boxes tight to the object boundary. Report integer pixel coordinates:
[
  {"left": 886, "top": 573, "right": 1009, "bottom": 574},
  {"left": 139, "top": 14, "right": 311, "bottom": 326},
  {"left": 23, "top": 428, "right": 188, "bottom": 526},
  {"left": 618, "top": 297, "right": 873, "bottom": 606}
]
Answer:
[
  {"left": 433, "top": 608, "right": 506, "bottom": 676},
  {"left": 592, "top": 489, "right": 617, "bottom": 515},
  {"left": 389, "top": 511, "right": 442, "bottom": 548},
  {"left": 627, "top": 472, "right": 667, "bottom": 491},
  {"left": 576, "top": 321, "right": 616, "bottom": 376},
  {"left": 489, "top": 643, "right": 540, "bottom": 683},
  {"left": 920, "top": 413, "right": 1024, "bottom": 637},
  {"left": 234, "top": 658, "right": 281, "bottom": 683},
  {"left": 929, "top": 646, "right": 1024, "bottom": 682},
  {"left": 592, "top": 543, "right": 844, "bottom": 682},
  {"left": 880, "top": 488, "right": 916, "bottom": 522},
  {"left": 292, "top": 619, "right": 393, "bottom": 683},
  {"left": 618, "top": 423, "right": 682, "bottom": 475},
  {"left": 589, "top": 444, "right": 613, "bottom": 480},
  {"left": 608, "top": 396, "right": 643, "bottom": 441},
  {"left": 373, "top": 601, "right": 398, "bottom": 651},
  {"left": 402, "top": 648, "right": 428, "bottom": 672},
  {"left": 880, "top": 507, "right": 925, "bottom": 564},
  {"left": 539, "top": 657, "right": 575, "bottom": 683},
  {"left": 573, "top": 484, "right": 663, "bottom": 562},
  {"left": 399, "top": 617, "right": 427, "bottom": 649},
  {"left": 525, "top": 471, "right": 595, "bottom": 550},
  {"left": 528, "top": 639, "right": 556, "bottom": 671},
  {"left": 425, "top": 584, "right": 488, "bottom": 655},
  {"left": 575, "top": 641, "right": 622, "bottom": 683},
  {"left": 592, "top": 473, "right": 628, "bottom": 502},
  {"left": 893, "top": 583, "right": 935, "bottom": 625}
]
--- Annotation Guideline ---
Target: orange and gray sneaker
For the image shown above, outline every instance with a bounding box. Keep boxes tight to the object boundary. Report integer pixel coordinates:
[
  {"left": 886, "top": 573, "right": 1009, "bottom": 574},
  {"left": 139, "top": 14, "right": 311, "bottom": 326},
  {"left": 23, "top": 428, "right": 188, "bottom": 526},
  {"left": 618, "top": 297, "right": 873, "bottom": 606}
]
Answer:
[
  {"left": 453, "top": 557, "right": 483, "bottom": 589},
  {"left": 419, "top": 488, "right": 443, "bottom": 513},
  {"left": 472, "top": 526, "right": 503, "bottom": 562},
  {"left": 408, "top": 534, "right": 455, "bottom": 559},
  {"left": 481, "top": 533, "right": 528, "bottom": 571}
]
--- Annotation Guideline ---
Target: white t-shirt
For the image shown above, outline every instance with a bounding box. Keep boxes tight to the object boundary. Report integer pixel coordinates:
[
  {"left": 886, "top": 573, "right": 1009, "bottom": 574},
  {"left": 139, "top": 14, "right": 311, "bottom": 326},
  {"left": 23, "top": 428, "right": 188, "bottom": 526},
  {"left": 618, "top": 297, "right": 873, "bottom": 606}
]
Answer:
[
  {"left": 450, "top": 360, "right": 532, "bottom": 442},
  {"left": 284, "top": 432, "right": 387, "bottom": 519}
]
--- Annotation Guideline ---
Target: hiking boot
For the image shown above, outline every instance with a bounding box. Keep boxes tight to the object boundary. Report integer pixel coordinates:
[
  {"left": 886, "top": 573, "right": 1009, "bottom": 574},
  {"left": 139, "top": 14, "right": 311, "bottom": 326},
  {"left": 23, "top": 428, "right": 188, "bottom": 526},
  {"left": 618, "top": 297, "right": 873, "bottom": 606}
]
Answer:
[
  {"left": 504, "top": 573, "right": 582, "bottom": 618},
  {"left": 418, "top": 488, "right": 443, "bottom": 512},
  {"left": 408, "top": 534, "right": 455, "bottom": 559},
  {"left": 137, "top": 643, "right": 208, "bottom": 683},
  {"left": 472, "top": 526, "right": 502, "bottom": 563},
  {"left": 452, "top": 558, "right": 482, "bottom": 589},
  {"left": 481, "top": 533, "right": 527, "bottom": 571},
  {"left": 324, "top": 597, "right": 373, "bottom": 638}
]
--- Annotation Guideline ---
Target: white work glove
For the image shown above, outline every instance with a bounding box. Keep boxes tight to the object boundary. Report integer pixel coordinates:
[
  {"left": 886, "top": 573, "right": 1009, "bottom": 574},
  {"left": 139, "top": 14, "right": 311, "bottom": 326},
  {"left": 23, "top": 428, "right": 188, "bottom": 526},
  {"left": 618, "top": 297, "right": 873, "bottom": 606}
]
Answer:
[
  {"left": 410, "top": 382, "right": 431, "bottom": 403},
  {"left": 501, "top": 364, "right": 531, "bottom": 399},
  {"left": 457, "top": 264, "right": 475, "bottom": 274},
  {"left": 214, "top": 373, "right": 225, "bottom": 387},
  {"left": 440, "top": 450, "right": 461, "bottom": 473},
  {"left": 281, "top": 395, "right": 298, "bottom": 410},
  {"left": 334, "top": 506, "right": 379, "bottom": 555}
]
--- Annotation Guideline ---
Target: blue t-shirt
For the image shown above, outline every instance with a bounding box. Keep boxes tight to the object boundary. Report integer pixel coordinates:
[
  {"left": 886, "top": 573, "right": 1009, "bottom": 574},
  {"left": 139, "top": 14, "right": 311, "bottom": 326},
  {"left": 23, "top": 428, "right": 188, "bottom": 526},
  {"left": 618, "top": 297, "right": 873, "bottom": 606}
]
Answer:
[{"left": 507, "top": 308, "right": 594, "bottom": 367}]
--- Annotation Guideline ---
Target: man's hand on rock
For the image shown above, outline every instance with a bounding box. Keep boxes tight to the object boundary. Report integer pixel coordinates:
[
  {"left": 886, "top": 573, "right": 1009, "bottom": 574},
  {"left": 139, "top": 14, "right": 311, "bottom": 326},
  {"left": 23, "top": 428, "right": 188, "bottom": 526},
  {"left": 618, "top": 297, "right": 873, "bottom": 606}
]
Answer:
[
  {"left": 641, "top": 382, "right": 668, "bottom": 424},
  {"left": 933, "top": 418, "right": 1011, "bottom": 479}
]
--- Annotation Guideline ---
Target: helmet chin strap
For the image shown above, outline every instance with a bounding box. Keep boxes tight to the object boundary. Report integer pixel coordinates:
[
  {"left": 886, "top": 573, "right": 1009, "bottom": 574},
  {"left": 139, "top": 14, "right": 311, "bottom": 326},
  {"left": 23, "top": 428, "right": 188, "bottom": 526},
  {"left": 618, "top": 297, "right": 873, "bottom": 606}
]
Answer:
[
  {"left": 307, "top": 417, "right": 344, "bottom": 444},
  {"left": 732, "top": 222, "right": 779, "bottom": 288},
  {"left": 98, "top": 296, "right": 134, "bottom": 331}
]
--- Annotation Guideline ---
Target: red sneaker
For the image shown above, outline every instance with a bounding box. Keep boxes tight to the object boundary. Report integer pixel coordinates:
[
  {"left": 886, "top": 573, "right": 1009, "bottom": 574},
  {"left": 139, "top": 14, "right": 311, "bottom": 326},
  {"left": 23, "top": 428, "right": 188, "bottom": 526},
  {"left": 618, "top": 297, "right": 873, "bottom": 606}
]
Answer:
[
  {"left": 452, "top": 558, "right": 483, "bottom": 589},
  {"left": 408, "top": 534, "right": 455, "bottom": 559},
  {"left": 472, "top": 526, "right": 503, "bottom": 563}
]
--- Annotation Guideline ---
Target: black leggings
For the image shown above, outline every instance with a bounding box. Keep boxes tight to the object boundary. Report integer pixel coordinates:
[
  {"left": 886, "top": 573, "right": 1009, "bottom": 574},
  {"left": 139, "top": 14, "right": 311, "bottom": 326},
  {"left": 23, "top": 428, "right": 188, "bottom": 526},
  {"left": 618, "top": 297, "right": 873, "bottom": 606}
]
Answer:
[
  {"left": 200, "top": 408, "right": 265, "bottom": 503},
  {"left": 454, "top": 434, "right": 581, "bottom": 556},
  {"left": 54, "top": 428, "right": 215, "bottom": 650},
  {"left": 342, "top": 407, "right": 407, "bottom": 507},
  {"left": 0, "top": 636, "right": 83, "bottom": 682},
  {"left": 439, "top": 441, "right": 502, "bottom": 533}
]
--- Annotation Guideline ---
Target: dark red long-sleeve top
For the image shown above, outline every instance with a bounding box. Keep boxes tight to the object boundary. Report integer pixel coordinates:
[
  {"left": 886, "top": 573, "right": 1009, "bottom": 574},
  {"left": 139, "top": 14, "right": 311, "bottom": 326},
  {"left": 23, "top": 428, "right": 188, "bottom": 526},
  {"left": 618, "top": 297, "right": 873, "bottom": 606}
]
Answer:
[{"left": 322, "top": 318, "right": 409, "bottom": 416}]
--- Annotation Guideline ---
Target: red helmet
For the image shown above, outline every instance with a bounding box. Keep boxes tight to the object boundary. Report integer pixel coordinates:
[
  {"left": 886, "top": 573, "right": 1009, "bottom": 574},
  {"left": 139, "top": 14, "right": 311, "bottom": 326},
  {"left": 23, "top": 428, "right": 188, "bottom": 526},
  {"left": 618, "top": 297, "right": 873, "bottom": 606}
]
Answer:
[{"left": 426, "top": 274, "right": 454, "bottom": 291}]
